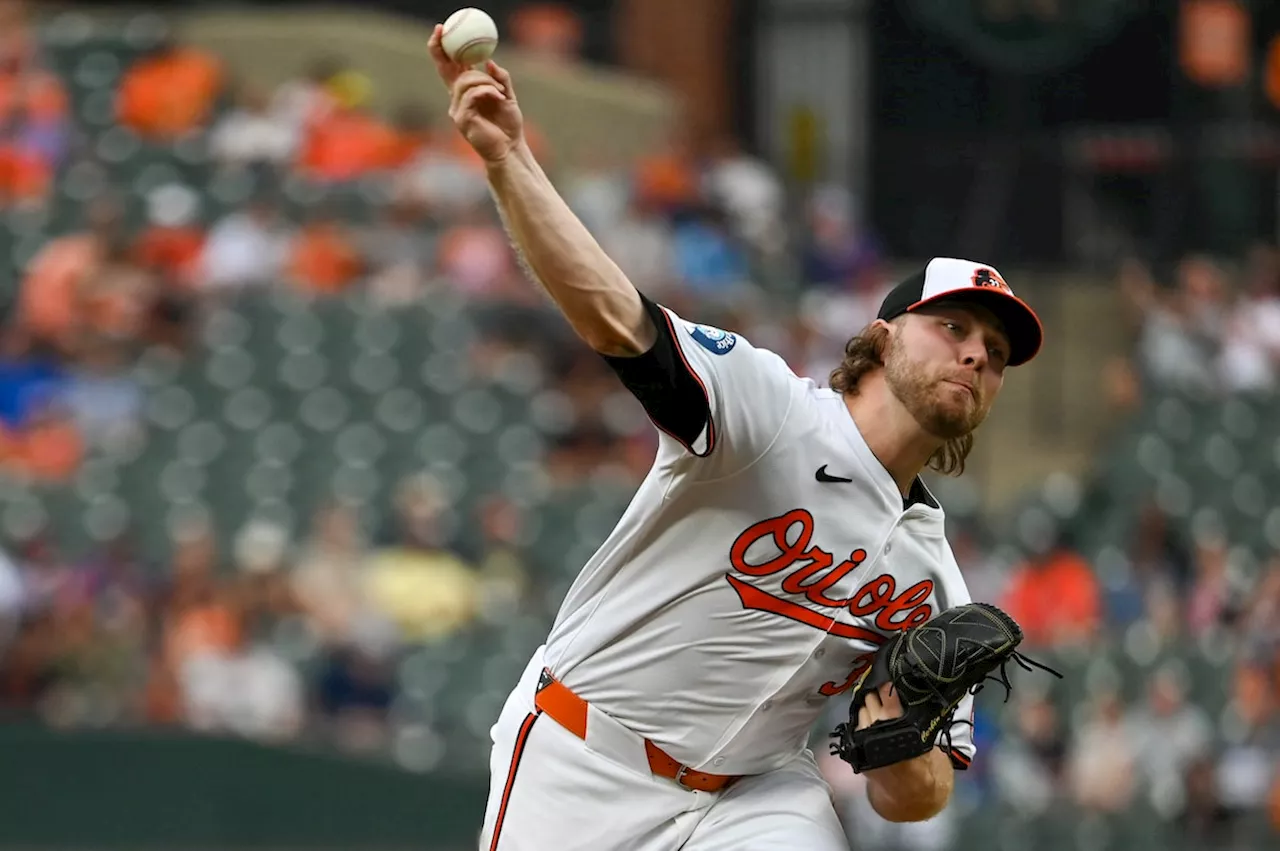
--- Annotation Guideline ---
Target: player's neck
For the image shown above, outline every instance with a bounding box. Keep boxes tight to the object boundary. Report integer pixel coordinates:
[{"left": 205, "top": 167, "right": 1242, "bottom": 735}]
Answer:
[{"left": 842, "top": 382, "right": 942, "bottom": 497}]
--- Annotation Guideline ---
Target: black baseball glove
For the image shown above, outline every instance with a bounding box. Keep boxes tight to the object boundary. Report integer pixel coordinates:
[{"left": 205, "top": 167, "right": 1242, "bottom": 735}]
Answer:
[{"left": 830, "top": 601, "right": 1060, "bottom": 774}]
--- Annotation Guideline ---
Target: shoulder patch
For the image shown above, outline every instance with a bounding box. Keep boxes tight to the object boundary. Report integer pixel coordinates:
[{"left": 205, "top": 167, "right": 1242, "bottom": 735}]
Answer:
[{"left": 686, "top": 322, "right": 738, "bottom": 355}]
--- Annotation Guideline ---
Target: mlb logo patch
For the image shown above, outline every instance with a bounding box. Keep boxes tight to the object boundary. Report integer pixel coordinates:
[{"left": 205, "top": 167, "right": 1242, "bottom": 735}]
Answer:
[{"left": 687, "top": 323, "right": 737, "bottom": 355}]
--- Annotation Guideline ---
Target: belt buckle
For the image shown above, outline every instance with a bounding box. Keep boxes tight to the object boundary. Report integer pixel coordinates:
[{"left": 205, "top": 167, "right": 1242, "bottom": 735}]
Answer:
[{"left": 675, "top": 765, "right": 692, "bottom": 788}]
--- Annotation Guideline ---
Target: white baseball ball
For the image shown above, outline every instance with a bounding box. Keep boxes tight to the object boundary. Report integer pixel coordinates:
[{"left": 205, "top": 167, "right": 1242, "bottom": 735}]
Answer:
[{"left": 441, "top": 8, "right": 500, "bottom": 67}]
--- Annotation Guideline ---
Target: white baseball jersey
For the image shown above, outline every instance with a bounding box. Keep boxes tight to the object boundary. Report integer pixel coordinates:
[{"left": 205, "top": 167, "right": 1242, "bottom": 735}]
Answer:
[{"left": 540, "top": 297, "right": 977, "bottom": 778}]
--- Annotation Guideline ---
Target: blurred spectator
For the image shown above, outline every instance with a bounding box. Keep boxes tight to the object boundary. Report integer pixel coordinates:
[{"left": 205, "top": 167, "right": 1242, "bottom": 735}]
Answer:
[
  {"left": 509, "top": 3, "right": 584, "bottom": 62},
  {"left": 17, "top": 199, "right": 120, "bottom": 354},
  {"left": 365, "top": 474, "right": 481, "bottom": 643},
  {"left": 802, "top": 185, "right": 884, "bottom": 291},
  {"left": 1126, "top": 255, "right": 1228, "bottom": 395},
  {"left": 209, "top": 82, "right": 298, "bottom": 167},
  {"left": 400, "top": 131, "right": 490, "bottom": 215},
  {"left": 296, "top": 104, "right": 399, "bottom": 183},
  {"left": 292, "top": 502, "right": 369, "bottom": 645},
  {"left": 117, "top": 37, "right": 224, "bottom": 140},
  {"left": 0, "top": 71, "right": 70, "bottom": 206},
  {"left": 360, "top": 197, "right": 436, "bottom": 305},
  {"left": 387, "top": 102, "right": 433, "bottom": 168},
  {"left": 133, "top": 184, "right": 206, "bottom": 290},
  {"left": 285, "top": 209, "right": 364, "bottom": 295},
  {"left": 999, "top": 537, "right": 1102, "bottom": 649},
  {"left": 59, "top": 341, "right": 142, "bottom": 450},
  {"left": 82, "top": 235, "right": 159, "bottom": 352},
  {"left": 633, "top": 130, "right": 700, "bottom": 215},
  {"left": 1182, "top": 755, "right": 1235, "bottom": 843},
  {"left": 671, "top": 205, "right": 752, "bottom": 301},
  {"left": 990, "top": 692, "right": 1067, "bottom": 815},
  {"left": 270, "top": 57, "right": 345, "bottom": 135},
  {"left": 5, "top": 395, "right": 84, "bottom": 482},
  {"left": 1239, "top": 557, "right": 1280, "bottom": 660},
  {"left": 598, "top": 196, "right": 676, "bottom": 298},
  {"left": 0, "top": 325, "right": 64, "bottom": 430},
  {"left": 564, "top": 149, "right": 630, "bottom": 237},
  {"left": 1218, "top": 242, "right": 1280, "bottom": 393},
  {"left": 701, "top": 135, "right": 785, "bottom": 260},
  {"left": 1216, "top": 663, "right": 1279, "bottom": 814},
  {"left": 199, "top": 194, "right": 289, "bottom": 290},
  {"left": 1128, "top": 663, "right": 1214, "bottom": 817},
  {"left": 472, "top": 495, "right": 532, "bottom": 623},
  {"left": 435, "top": 202, "right": 517, "bottom": 299},
  {"left": 1068, "top": 688, "right": 1138, "bottom": 812},
  {"left": 0, "top": 1, "right": 38, "bottom": 74},
  {"left": 316, "top": 626, "right": 396, "bottom": 754},
  {"left": 1187, "top": 535, "right": 1233, "bottom": 637},
  {"left": 1105, "top": 502, "right": 1192, "bottom": 631}
]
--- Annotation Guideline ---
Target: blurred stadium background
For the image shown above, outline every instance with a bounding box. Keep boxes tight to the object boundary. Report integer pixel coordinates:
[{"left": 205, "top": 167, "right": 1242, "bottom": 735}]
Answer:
[{"left": 0, "top": 0, "right": 1276, "bottom": 849}]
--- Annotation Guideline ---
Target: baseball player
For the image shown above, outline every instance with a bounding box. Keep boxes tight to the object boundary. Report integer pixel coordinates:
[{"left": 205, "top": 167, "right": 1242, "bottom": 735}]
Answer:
[{"left": 427, "top": 28, "right": 1044, "bottom": 851}]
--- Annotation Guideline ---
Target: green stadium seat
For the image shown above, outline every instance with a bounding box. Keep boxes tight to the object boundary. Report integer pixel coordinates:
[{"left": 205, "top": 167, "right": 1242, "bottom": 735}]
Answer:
[
  {"left": 1153, "top": 396, "right": 1194, "bottom": 444},
  {"left": 73, "top": 51, "right": 123, "bottom": 91},
  {"left": 222, "top": 385, "right": 275, "bottom": 432},
  {"left": 95, "top": 126, "right": 142, "bottom": 166}
]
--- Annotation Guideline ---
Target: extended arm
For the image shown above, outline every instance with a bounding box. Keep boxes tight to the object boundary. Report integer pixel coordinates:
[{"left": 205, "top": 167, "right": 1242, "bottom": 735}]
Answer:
[
  {"left": 426, "top": 26, "right": 653, "bottom": 358},
  {"left": 485, "top": 139, "right": 655, "bottom": 357}
]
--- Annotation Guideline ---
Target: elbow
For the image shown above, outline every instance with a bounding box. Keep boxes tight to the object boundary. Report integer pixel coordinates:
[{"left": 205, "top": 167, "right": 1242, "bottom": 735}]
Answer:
[
  {"left": 869, "top": 791, "right": 948, "bottom": 824},
  {"left": 587, "top": 333, "right": 648, "bottom": 358},
  {"left": 581, "top": 313, "right": 658, "bottom": 358}
]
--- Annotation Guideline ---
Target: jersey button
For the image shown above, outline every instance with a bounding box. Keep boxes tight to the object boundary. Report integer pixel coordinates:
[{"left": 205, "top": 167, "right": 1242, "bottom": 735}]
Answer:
[
  {"left": 713, "top": 757, "right": 726, "bottom": 767},
  {"left": 761, "top": 700, "right": 773, "bottom": 712},
  {"left": 814, "top": 648, "right": 826, "bottom": 659},
  {"left": 884, "top": 542, "right": 893, "bottom": 554}
]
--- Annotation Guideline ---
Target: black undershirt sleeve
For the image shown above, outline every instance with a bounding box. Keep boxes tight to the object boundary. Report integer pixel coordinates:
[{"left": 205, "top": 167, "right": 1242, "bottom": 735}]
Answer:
[{"left": 599, "top": 292, "right": 712, "bottom": 455}]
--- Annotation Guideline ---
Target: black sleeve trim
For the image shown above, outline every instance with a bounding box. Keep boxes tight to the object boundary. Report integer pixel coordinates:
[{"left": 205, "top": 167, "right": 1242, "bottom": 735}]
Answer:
[
  {"left": 945, "top": 746, "right": 972, "bottom": 771},
  {"left": 600, "top": 293, "right": 715, "bottom": 457}
]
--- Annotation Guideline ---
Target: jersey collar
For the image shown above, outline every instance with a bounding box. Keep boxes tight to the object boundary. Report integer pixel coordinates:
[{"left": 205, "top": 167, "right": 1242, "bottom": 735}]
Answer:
[{"left": 831, "top": 391, "right": 943, "bottom": 515}]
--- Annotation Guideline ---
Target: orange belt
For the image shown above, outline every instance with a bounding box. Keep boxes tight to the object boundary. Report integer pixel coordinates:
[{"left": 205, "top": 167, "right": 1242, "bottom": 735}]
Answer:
[{"left": 533, "top": 668, "right": 740, "bottom": 793}]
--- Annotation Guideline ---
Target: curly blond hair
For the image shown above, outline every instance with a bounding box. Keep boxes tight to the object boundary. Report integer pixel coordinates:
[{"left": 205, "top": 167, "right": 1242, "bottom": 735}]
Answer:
[{"left": 827, "top": 322, "right": 974, "bottom": 477}]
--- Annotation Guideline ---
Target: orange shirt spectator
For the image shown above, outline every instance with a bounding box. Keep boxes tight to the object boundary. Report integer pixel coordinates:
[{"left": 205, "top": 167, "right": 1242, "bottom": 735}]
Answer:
[
  {"left": 510, "top": 3, "right": 584, "bottom": 60},
  {"left": 117, "top": 44, "right": 224, "bottom": 140},
  {"left": 1000, "top": 547, "right": 1102, "bottom": 648},
  {"left": 165, "top": 597, "right": 241, "bottom": 668},
  {"left": 134, "top": 225, "right": 205, "bottom": 287},
  {"left": 18, "top": 409, "right": 82, "bottom": 482},
  {"left": 297, "top": 107, "right": 400, "bottom": 181},
  {"left": 286, "top": 221, "right": 363, "bottom": 294},
  {"left": 634, "top": 149, "right": 699, "bottom": 212},
  {"left": 0, "top": 402, "right": 84, "bottom": 482},
  {"left": 0, "top": 71, "right": 68, "bottom": 202}
]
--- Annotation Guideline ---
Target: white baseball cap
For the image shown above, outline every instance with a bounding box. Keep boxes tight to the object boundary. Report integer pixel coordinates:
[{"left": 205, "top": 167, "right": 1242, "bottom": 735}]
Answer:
[{"left": 876, "top": 257, "right": 1043, "bottom": 366}]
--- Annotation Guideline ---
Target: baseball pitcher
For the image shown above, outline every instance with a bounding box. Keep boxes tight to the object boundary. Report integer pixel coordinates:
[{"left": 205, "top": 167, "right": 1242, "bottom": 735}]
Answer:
[{"left": 427, "top": 27, "right": 1051, "bottom": 851}]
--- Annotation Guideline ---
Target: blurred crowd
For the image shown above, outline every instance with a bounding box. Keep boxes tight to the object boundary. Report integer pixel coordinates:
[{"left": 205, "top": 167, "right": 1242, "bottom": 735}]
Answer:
[
  {"left": 1119, "top": 247, "right": 1280, "bottom": 399},
  {"left": 0, "top": 0, "right": 886, "bottom": 746},
  {"left": 0, "top": 2, "right": 1276, "bottom": 847}
]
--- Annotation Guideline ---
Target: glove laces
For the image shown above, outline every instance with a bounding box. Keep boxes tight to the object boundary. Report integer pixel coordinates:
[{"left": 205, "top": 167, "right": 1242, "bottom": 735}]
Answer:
[{"left": 936, "top": 650, "right": 1063, "bottom": 757}]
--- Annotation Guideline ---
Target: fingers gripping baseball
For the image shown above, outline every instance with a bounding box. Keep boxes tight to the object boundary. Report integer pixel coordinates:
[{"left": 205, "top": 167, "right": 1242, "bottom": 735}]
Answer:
[{"left": 429, "top": 25, "right": 523, "bottom": 163}]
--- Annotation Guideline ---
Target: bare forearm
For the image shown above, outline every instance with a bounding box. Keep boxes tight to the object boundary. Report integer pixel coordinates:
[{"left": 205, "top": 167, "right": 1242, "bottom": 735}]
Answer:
[
  {"left": 865, "top": 748, "right": 953, "bottom": 823},
  {"left": 485, "top": 141, "right": 654, "bottom": 356}
]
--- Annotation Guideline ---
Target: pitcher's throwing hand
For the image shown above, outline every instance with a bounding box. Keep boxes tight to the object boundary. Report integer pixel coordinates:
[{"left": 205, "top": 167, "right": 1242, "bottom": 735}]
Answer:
[{"left": 428, "top": 23, "right": 523, "bottom": 163}]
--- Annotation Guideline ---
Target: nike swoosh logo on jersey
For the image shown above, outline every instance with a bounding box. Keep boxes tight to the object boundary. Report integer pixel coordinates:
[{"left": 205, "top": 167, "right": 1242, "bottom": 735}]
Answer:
[{"left": 815, "top": 465, "right": 854, "bottom": 483}]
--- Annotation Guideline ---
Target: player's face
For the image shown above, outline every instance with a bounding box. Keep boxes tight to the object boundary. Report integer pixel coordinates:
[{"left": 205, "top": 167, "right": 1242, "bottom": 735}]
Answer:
[{"left": 883, "top": 304, "right": 1009, "bottom": 439}]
